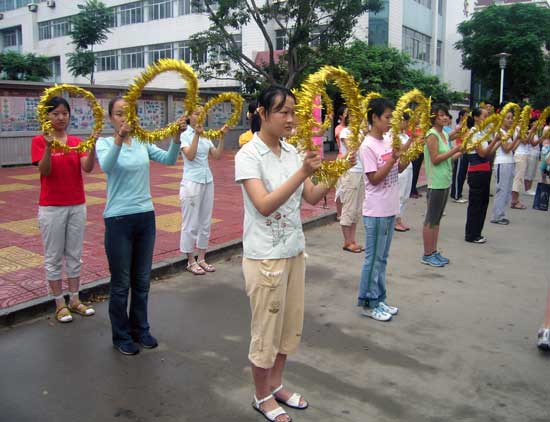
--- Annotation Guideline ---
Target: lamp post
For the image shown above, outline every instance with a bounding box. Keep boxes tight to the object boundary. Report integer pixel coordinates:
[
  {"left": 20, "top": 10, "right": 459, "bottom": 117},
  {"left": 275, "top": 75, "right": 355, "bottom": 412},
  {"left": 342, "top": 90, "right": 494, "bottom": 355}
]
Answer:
[{"left": 495, "top": 52, "right": 511, "bottom": 106}]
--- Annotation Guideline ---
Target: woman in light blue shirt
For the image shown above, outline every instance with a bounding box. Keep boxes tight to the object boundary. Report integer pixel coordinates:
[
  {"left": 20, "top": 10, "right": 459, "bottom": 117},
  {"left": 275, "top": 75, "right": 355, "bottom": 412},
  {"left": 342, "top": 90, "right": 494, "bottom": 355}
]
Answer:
[
  {"left": 96, "top": 97, "right": 186, "bottom": 356},
  {"left": 179, "top": 106, "right": 228, "bottom": 275}
]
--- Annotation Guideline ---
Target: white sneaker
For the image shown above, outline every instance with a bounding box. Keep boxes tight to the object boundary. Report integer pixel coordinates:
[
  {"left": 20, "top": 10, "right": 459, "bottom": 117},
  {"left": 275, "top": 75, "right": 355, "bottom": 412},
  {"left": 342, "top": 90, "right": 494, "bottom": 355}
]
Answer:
[
  {"left": 538, "top": 328, "right": 550, "bottom": 350},
  {"left": 379, "top": 301, "right": 399, "bottom": 315},
  {"left": 361, "top": 305, "right": 392, "bottom": 321},
  {"left": 525, "top": 189, "right": 536, "bottom": 196},
  {"left": 453, "top": 198, "right": 468, "bottom": 204}
]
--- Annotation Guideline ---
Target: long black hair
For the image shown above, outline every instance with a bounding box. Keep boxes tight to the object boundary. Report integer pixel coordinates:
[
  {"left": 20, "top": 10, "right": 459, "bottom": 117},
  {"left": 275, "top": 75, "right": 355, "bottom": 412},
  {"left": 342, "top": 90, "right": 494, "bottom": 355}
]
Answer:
[
  {"left": 467, "top": 107, "right": 484, "bottom": 129},
  {"left": 431, "top": 103, "right": 449, "bottom": 126},
  {"left": 45, "top": 96, "right": 71, "bottom": 115}
]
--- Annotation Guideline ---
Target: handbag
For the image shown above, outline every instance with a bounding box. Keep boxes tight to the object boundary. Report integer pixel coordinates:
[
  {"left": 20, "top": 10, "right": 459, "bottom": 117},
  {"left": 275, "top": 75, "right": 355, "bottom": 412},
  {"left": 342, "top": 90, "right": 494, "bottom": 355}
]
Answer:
[{"left": 533, "top": 182, "right": 550, "bottom": 211}]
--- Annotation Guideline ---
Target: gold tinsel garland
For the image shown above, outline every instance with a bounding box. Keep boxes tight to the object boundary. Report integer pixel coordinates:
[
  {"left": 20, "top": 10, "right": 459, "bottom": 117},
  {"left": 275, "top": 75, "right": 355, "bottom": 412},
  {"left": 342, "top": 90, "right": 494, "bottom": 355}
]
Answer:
[
  {"left": 124, "top": 58, "right": 198, "bottom": 143},
  {"left": 390, "top": 89, "right": 431, "bottom": 162},
  {"left": 519, "top": 105, "right": 532, "bottom": 140},
  {"left": 294, "top": 66, "right": 362, "bottom": 187},
  {"left": 197, "top": 92, "right": 244, "bottom": 140},
  {"left": 498, "top": 102, "right": 521, "bottom": 141},
  {"left": 461, "top": 113, "right": 503, "bottom": 153},
  {"left": 361, "top": 91, "right": 382, "bottom": 116},
  {"left": 37, "top": 84, "right": 104, "bottom": 153},
  {"left": 535, "top": 106, "right": 550, "bottom": 132}
]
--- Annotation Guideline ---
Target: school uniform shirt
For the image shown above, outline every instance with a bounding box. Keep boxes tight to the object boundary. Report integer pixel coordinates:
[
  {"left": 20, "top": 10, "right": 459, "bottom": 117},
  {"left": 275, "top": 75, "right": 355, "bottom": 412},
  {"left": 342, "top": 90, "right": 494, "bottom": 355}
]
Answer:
[
  {"left": 235, "top": 133, "right": 305, "bottom": 260},
  {"left": 180, "top": 126, "right": 215, "bottom": 184},
  {"left": 340, "top": 127, "right": 363, "bottom": 173},
  {"left": 494, "top": 128, "right": 515, "bottom": 165}
]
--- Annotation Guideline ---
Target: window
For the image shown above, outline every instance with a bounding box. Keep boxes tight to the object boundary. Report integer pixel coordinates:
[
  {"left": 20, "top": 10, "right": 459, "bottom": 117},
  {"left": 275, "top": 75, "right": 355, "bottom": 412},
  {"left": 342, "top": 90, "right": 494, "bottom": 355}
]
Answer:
[
  {"left": 52, "top": 18, "right": 70, "bottom": 38},
  {"left": 38, "top": 21, "right": 51, "bottom": 40},
  {"left": 275, "top": 29, "right": 288, "bottom": 50},
  {"left": 148, "top": 43, "right": 173, "bottom": 64},
  {"left": 121, "top": 46, "right": 144, "bottom": 69},
  {"left": 0, "top": 0, "right": 32, "bottom": 12},
  {"left": 310, "top": 26, "right": 328, "bottom": 48},
  {"left": 2, "top": 27, "right": 20, "bottom": 49},
  {"left": 177, "top": 41, "right": 192, "bottom": 63},
  {"left": 368, "top": 0, "right": 389, "bottom": 46},
  {"left": 178, "top": 0, "right": 190, "bottom": 15},
  {"left": 149, "top": 0, "right": 173, "bottom": 20},
  {"left": 438, "top": 0, "right": 443, "bottom": 15},
  {"left": 402, "top": 26, "right": 431, "bottom": 63},
  {"left": 436, "top": 40, "right": 442, "bottom": 66},
  {"left": 106, "top": 8, "right": 118, "bottom": 28},
  {"left": 413, "top": 0, "right": 431, "bottom": 8},
  {"left": 96, "top": 50, "right": 118, "bottom": 72},
  {"left": 120, "top": 2, "right": 144, "bottom": 26},
  {"left": 192, "top": 0, "right": 206, "bottom": 13},
  {"left": 47, "top": 56, "right": 61, "bottom": 82}
]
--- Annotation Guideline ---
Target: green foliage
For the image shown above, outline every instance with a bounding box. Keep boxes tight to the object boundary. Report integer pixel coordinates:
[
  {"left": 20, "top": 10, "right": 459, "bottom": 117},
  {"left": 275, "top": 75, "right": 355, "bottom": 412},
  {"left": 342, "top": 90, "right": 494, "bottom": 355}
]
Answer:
[
  {"left": 456, "top": 3, "right": 550, "bottom": 106},
  {"left": 0, "top": 51, "right": 51, "bottom": 81},
  {"left": 66, "top": 0, "right": 111, "bottom": 84},
  {"left": 188, "top": 0, "right": 382, "bottom": 91},
  {"left": 312, "top": 40, "right": 462, "bottom": 105}
]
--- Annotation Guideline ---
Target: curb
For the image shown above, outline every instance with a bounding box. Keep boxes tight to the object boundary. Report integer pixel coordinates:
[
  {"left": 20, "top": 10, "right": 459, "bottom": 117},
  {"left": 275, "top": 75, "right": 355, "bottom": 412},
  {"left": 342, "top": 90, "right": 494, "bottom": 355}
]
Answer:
[{"left": 0, "top": 210, "right": 337, "bottom": 326}]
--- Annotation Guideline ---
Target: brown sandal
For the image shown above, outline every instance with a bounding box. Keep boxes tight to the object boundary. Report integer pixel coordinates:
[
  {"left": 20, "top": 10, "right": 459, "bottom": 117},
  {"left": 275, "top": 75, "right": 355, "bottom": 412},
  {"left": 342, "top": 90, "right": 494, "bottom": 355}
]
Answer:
[
  {"left": 69, "top": 301, "right": 95, "bottom": 316},
  {"left": 511, "top": 202, "right": 526, "bottom": 210},
  {"left": 197, "top": 260, "right": 216, "bottom": 272},
  {"left": 55, "top": 306, "right": 73, "bottom": 323},
  {"left": 186, "top": 262, "right": 206, "bottom": 275},
  {"left": 343, "top": 243, "right": 363, "bottom": 253}
]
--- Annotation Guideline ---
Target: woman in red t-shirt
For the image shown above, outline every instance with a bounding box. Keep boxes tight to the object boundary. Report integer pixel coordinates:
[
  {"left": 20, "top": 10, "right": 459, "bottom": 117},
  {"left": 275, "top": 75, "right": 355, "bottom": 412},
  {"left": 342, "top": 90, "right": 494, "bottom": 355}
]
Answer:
[{"left": 31, "top": 96, "right": 97, "bottom": 323}]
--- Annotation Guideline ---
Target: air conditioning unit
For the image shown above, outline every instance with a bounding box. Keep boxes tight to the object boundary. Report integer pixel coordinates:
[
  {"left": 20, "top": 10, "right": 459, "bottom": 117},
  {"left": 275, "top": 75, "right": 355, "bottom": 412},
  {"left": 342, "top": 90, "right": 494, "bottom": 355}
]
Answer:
[
  {"left": 27, "top": 3, "right": 38, "bottom": 12},
  {"left": 46, "top": 0, "right": 55, "bottom": 7}
]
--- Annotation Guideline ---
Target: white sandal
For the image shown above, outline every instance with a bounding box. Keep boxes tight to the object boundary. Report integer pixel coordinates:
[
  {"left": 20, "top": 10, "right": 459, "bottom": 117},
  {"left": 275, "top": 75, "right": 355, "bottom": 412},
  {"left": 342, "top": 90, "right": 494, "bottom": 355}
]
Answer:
[
  {"left": 273, "top": 385, "right": 308, "bottom": 409},
  {"left": 252, "top": 394, "right": 291, "bottom": 422}
]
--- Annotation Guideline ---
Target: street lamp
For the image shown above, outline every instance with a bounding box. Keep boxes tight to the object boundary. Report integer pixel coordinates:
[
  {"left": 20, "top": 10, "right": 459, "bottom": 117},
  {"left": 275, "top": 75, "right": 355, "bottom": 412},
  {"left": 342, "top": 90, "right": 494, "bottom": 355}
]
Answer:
[{"left": 495, "top": 52, "right": 511, "bottom": 106}]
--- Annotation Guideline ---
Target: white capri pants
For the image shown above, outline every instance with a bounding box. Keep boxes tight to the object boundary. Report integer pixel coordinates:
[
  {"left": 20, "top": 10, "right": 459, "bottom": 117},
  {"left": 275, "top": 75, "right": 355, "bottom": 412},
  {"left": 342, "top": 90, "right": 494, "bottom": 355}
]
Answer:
[
  {"left": 398, "top": 165, "right": 413, "bottom": 217},
  {"left": 179, "top": 180, "right": 214, "bottom": 253},
  {"left": 38, "top": 204, "right": 86, "bottom": 281}
]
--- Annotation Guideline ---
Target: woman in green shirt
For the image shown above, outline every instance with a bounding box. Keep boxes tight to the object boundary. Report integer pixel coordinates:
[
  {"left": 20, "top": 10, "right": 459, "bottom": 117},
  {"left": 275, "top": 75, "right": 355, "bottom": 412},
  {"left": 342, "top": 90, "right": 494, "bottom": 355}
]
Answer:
[{"left": 421, "top": 104, "right": 462, "bottom": 267}]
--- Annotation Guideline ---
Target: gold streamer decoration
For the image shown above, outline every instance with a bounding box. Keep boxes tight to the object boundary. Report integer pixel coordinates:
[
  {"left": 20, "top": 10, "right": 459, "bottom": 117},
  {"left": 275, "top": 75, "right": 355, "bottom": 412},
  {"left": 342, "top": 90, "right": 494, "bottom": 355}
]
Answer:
[
  {"left": 37, "top": 84, "right": 103, "bottom": 153},
  {"left": 519, "top": 105, "right": 532, "bottom": 140},
  {"left": 390, "top": 89, "right": 431, "bottom": 162},
  {"left": 535, "top": 106, "right": 550, "bottom": 132},
  {"left": 124, "top": 58, "right": 199, "bottom": 143},
  {"left": 498, "top": 102, "right": 521, "bottom": 141},
  {"left": 294, "top": 65, "right": 362, "bottom": 187},
  {"left": 361, "top": 91, "right": 382, "bottom": 116},
  {"left": 197, "top": 92, "right": 244, "bottom": 140},
  {"left": 461, "top": 113, "right": 503, "bottom": 153}
]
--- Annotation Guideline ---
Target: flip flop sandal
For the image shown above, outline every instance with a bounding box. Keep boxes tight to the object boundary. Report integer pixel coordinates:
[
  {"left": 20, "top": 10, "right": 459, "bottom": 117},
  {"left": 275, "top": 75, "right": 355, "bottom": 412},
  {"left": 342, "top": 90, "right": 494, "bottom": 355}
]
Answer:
[
  {"left": 55, "top": 306, "right": 73, "bottom": 323},
  {"left": 343, "top": 244, "right": 362, "bottom": 253},
  {"left": 186, "top": 262, "right": 205, "bottom": 275},
  {"left": 511, "top": 203, "right": 527, "bottom": 209},
  {"left": 197, "top": 260, "right": 216, "bottom": 272},
  {"left": 252, "top": 394, "right": 291, "bottom": 422},
  {"left": 273, "top": 385, "right": 308, "bottom": 410},
  {"left": 351, "top": 243, "right": 365, "bottom": 252},
  {"left": 69, "top": 302, "right": 95, "bottom": 316},
  {"left": 394, "top": 226, "right": 408, "bottom": 232}
]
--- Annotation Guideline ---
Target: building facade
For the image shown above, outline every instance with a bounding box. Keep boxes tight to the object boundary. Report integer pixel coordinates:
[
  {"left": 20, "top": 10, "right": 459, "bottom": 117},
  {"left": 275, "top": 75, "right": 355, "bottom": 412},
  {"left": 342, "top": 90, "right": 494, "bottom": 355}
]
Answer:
[{"left": 0, "top": 0, "right": 471, "bottom": 93}]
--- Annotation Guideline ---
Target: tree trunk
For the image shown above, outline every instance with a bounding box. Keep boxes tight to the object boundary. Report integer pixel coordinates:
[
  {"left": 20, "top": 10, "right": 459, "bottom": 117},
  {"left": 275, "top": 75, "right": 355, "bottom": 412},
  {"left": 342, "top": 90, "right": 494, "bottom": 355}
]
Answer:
[{"left": 90, "top": 45, "right": 95, "bottom": 85}]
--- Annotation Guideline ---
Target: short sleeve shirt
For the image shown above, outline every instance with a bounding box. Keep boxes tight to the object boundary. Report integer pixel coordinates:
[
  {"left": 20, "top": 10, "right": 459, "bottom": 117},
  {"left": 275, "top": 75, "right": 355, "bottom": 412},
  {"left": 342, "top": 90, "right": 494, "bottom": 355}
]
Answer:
[
  {"left": 235, "top": 133, "right": 305, "bottom": 260},
  {"left": 180, "top": 126, "right": 215, "bottom": 183},
  {"left": 31, "top": 134, "right": 86, "bottom": 206},
  {"left": 361, "top": 134, "right": 400, "bottom": 217}
]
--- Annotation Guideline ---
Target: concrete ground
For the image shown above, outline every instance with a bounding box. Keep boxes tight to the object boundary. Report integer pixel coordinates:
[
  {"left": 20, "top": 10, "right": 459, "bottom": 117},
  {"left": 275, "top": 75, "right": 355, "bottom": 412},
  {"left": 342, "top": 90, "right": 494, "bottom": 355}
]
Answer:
[{"left": 1, "top": 191, "right": 549, "bottom": 422}]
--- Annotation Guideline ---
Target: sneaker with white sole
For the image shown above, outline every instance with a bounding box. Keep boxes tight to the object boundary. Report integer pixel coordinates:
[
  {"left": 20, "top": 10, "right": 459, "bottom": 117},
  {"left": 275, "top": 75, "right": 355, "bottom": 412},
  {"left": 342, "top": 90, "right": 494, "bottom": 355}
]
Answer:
[
  {"left": 361, "top": 305, "right": 392, "bottom": 321},
  {"left": 379, "top": 302, "right": 399, "bottom": 315},
  {"left": 421, "top": 253, "right": 445, "bottom": 267},
  {"left": 453, "top": 198, "right": 468, "bottom": 204},
  {"left": 537, "top": 327, "right": 550, "bottom": 350},
  {"left": 432, "top": 251, "right": 449, "bottom": 265},
  {"left": 525, "top": 189, "right": 536, "bottom": 196}
]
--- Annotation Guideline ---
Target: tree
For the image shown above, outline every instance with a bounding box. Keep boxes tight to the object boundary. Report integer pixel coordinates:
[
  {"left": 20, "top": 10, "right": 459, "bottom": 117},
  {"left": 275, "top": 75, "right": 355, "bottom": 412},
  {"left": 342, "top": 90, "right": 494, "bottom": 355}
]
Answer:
[
  {"left": 0, "top": 51, "right": 51, "bottom": 81},
  {"left": 188, "top": 0, "right": 382, "bottom": 91},
  {"left": 313, "top": 40, "right": 462, "bottom": 106},
  {"left": 66, "top": 0, "right": 111, "bottom": 84},
  {"left": 456, "top": 3, "right": 550, "bottom": 107}
]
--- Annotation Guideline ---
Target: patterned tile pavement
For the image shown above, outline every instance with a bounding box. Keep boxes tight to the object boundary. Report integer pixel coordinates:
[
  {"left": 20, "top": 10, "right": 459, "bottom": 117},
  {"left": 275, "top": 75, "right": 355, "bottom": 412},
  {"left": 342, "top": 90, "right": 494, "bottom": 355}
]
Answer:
[{"left": 0, "top": 150, "right": 356, "bottom": 312}]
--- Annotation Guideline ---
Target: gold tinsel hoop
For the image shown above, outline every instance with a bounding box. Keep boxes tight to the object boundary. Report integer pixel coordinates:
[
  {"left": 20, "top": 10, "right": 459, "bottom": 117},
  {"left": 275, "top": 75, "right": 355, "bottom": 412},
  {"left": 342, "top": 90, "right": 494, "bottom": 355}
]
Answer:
[
  {"left": 390, "top": 89, "right": 431, "bottom": 163},
  {"left": 498, "top": 102, "right": 521, "bottom": 141},
  {"left": 519, "top": 105, "right": 532, "bottom": 140},
  {"left": 37, "top": 84, "right": 103, "bottom": 153},
  {"left": 461, "top": 113, "right": 503, "bottom": 153},
  {"left": 294, "top": 65, "right": 362, "bottom": 187},
  {"left": 535, "top": 106, "right": 550, "bottom": 132},
  {"left": 124, "top": 58, "right": 198, "bottom": 143},
  {"left": 361, "top": 92, "right": 382, "bottom": 116},
  {"left": 197, "top": 92, "right": 244, "bottom": 140}
]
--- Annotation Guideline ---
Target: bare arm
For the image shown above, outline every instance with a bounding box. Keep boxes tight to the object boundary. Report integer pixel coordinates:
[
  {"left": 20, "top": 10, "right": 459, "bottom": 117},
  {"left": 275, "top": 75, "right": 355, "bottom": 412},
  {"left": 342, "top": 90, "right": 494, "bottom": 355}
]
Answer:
[
  {"left": 242, "top": 151, "right": 321, "bottom": 217},
  {"left": 210, "top": 125, "right": 229, "bottom": 160},
  {"left": 181, "top": 124, "right": 202, "bottom": 161},
  {"left": 366, "top": 152, "right": 398, "bottom": 186},
  {"left": 80, "top": 146, "right": 96, "bottom": 173},
  {"left": 38, "top": 141, "right": 52, "bottom": 176},
  {"left": 427, "top": 134, "right": 461, "bottom": 165},
  {"left": 477, "top": 133, "right": 501, "bottom": 158}
]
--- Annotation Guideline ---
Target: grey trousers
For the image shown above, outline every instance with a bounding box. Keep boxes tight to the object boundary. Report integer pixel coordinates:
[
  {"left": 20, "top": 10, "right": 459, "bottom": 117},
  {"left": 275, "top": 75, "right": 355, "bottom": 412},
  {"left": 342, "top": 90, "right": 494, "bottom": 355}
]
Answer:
[
  {"left": 38, "top": 204, "right": 86, "bottom": 280},
  {"left": 491, "top": 163, "right": 515, "bottom": 221}
]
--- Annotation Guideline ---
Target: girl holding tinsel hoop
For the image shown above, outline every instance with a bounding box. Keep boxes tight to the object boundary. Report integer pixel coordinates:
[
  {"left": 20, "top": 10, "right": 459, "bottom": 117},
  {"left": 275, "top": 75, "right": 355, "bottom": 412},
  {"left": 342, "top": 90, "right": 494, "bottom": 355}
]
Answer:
[
  {"left": 96, "top": 97, "right": 186, "bottom": 355},
  {"left": 358, "top": 97, "right": 411, "bottom": 322},
  {"left": 464, "top": 107, "right": 502, "bottom": 244},
  {"left": 32, "top": 95, "right": 98, "bottom": 323},
  {"left": 421, "top": 104, "right": 462, "bottom": 267},
  {"left": 235, "top": 85, "right": 347, "bottom": 422},
  {"left": 179, "top": 105, "right": 229, "bottom": 275}
]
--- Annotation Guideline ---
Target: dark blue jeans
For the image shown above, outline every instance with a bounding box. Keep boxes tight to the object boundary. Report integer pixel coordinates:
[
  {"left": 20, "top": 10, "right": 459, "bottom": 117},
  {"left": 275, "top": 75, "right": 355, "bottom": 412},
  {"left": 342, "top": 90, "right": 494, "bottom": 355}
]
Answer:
[{"left": 104, "top": 211, "right": 156, "bottom": 347}]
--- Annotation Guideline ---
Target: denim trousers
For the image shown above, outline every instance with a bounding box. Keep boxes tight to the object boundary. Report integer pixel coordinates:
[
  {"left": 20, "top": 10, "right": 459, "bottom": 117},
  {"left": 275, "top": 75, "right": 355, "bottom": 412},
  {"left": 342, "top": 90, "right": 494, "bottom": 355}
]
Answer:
[
  {"left": 104, "top": 211, "right": 156, "bottom": 347},
  {"left": 358, "top": 215, "right": 395, "bottom": 309}
]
